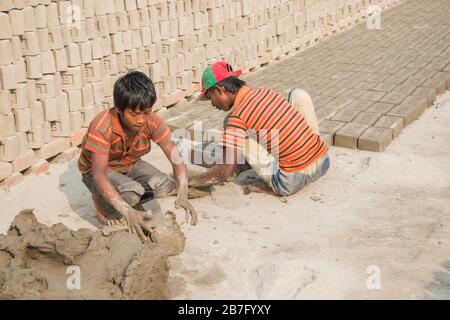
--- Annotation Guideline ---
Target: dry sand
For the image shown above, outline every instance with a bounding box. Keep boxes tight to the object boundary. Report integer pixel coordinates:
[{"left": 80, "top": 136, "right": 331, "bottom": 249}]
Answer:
[{"left": 1, "top": 92, "right": 450, "bottom": 300}]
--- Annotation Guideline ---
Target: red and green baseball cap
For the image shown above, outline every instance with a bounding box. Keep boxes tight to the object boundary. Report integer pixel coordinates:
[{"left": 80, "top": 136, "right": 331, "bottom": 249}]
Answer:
[{"left": 198, "top": 61, "right": 242, "bottom": 100}]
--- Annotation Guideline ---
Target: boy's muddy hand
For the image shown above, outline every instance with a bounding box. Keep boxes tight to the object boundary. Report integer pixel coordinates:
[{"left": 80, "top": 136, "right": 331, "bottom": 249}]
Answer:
[
  {"left": 175, "top": 197, "right": 198, "bottom": 226},
  {"left": 122, "top": 209, "right": 153, "bottom": 243}
]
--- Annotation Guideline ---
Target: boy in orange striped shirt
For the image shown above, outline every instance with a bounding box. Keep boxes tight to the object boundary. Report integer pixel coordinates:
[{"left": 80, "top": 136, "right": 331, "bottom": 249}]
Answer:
[
  {"left": 189, "top": 62, "right": 330, "bottom": 196},
  {"left": 79, "top": 71, "right": 197, "bottom": 242}
]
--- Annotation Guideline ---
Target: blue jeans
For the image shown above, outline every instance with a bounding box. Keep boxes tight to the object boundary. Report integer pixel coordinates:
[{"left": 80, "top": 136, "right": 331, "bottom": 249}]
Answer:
[{"left": 270, "top": 156, "right": 330, "bottom": 196}]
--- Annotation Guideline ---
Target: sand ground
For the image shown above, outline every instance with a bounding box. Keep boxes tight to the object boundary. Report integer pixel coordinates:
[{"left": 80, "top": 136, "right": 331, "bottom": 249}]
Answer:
[{"left": 1, "top": 92, "right": 449, "bottom": 300}]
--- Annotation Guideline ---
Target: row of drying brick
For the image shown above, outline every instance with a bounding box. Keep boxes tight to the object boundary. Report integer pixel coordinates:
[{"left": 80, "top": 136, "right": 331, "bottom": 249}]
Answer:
[{"left": 319, "top": 80, "right": 450, "bottom": 151}]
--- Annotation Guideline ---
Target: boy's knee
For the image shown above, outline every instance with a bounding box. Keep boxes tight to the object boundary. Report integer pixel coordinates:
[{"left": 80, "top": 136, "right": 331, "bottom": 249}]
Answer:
[
  {"left": 288, "top": 88, "right": 313, "bottom": 106},
  {"left": 120, "top": 191, "right": 142, "bottom": 207}
]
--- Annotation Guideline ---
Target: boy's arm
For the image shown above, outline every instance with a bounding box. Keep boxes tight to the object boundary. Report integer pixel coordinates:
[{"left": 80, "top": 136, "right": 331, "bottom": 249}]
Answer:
[
  {"left": 160, "top": 140, "right": 198, "bottom": 226},
  {"left": 91, "top": 152, "right": 152, "bottom": 241},
  {"left": 188, "top": 146, "right": 239, "bottom": 187}
]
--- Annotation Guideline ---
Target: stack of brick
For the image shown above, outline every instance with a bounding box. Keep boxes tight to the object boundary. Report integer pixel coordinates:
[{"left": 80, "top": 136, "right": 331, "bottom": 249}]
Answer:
[{"left": 0, "top": 0, "right": 400, "bottom": 187}]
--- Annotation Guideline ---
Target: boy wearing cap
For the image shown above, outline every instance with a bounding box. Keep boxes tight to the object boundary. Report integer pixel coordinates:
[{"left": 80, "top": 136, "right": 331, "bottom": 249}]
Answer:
[
  {"left": 189, "top": 62, "right": 330, "bottom": 196},
  {"left": 78, "top": 71, "right": 198, "bottom": 242}
]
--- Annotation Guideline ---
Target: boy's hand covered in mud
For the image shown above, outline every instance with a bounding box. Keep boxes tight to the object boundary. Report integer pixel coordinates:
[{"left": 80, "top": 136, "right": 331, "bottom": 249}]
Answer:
[
  {"left": 175, "top": 197, "right": 198, "bottom": 226},
  {"left": 123, "top": 208, "right": 153, "bottom": 243}
]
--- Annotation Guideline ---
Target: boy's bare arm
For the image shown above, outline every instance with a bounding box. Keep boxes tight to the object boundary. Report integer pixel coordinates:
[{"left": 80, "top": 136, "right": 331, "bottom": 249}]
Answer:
[
  {"left": 188, "top": 146, "right": 240, "bottom": 187},
  {"left": 188, "top": 163, "right": 237, "bottom": 187},
  {"left": 91, "top": 153, "right": 152, "bottom": 242},
  {"left": 161, "top": 141, "right": 198, "bottom": 225}
]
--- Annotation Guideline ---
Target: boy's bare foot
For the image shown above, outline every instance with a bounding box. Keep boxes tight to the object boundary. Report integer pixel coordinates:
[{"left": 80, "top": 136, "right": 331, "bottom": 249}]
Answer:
[{"left": 92, "top": 195, "right": 128, "bottom": 227}]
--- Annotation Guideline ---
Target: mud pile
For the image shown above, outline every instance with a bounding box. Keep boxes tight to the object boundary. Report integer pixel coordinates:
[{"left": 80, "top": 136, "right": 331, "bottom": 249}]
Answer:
[{"left": 0, "top": 210, "right": 185, "bottom": 300}]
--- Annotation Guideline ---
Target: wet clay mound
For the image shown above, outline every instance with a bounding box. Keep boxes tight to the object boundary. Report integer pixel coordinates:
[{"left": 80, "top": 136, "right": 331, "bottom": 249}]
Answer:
[{"left": 0, "top": 210, "right": 185, "bottom": 300}]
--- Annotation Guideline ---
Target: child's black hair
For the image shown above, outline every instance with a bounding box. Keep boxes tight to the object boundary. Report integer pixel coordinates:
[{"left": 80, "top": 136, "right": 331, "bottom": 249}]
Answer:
[
  {"left": 210, "top": 76, "right": 247, "bottom": 94},
  {"left": 113, "top": 71, "right": 157, "bottom": 112}
]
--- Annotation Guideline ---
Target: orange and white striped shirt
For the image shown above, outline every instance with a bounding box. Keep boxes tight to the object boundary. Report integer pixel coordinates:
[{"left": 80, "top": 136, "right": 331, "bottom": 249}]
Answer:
[
  {"left": 78, "top": 108, "right": 172, "bottom": 174},
  {"left": 221, "top": 86, "right": 327, "bottom": 173}
]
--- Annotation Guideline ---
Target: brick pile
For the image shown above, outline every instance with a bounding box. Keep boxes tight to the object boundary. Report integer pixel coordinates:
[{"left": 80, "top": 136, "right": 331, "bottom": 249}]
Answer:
[{"left": 0, "top": 0, "right": 400, "bottom": 187}]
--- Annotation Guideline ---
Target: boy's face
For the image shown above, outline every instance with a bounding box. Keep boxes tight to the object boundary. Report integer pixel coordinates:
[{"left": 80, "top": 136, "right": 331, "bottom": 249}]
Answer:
[
  {"left": 118, "top": 106, "right": 152, "bottom": 134},
  {"left": 206, "top": 86, "right": 234, "bottom": 112}
]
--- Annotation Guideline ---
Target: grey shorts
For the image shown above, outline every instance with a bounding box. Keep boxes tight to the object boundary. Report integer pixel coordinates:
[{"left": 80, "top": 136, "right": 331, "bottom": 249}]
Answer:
[
  {"left": 82, "top": 159, "right": 175, "bottom": 219},
  {"left": 270, "top": 156, "right": 330, "bottom": 196}
]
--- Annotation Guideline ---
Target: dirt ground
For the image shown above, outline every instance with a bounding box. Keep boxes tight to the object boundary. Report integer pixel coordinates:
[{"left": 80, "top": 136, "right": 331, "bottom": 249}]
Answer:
[{"left": 1, "top": 91, "right": 449, "bottom": 300}]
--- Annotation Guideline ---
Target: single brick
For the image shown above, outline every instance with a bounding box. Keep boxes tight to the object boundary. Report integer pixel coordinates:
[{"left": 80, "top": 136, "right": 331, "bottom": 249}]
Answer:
[
  {"left": 0, "top": 172, "right": 24, "bottom": 189},
  {"left": 50, "top": 114, "right": 71, "bottom": 138},
  {"left": 41, "top": 98, "right": 58, "bottom": 122},
  {"left": 335, "top": 123, "right": 368, "bottom": 150},
  {"left": 84, "top": 60, "right": 103, "bottom": 83},
  {"left": 345, "top": 99, "right": 374, "bottom": 111},
  {"left": 0, "top": 12, "right": 13, "bottom": 40},
  {"left": 422, "top": 76, "right": 448, "bottom": 95},
  {"left": 316, "top": 105, "right": 340, "bottom": 122},
  {"left": 319, "top": 119, "right": 346, "bottom": 135},
  {"left": 53, "top": 48, "right": 68, "bottom": 72},
  {"left": 27, "top": 125, "right": 45, "bottom": 149},
  {"left": 65, "top": 89, "right": 82, "bottom": 112},
  {"left": 0, "top": 40, "right": 13, "bottom": 66},
  {"left": 0, "top": 135, "right": 19, "bottom": 161},
  {"left": 36, "top": 75, "right": 56, "bottom": 99},
  {"left": 331, "top": 108, "right": 360, "bottom": 122},
  {"left": 352, "top": 112, "right": 382, "bottom": 127},
  {"left": 25, "top": 55, "right": 42, "bottom": 79},
  {"left": 374, "top": 116, "right": 404, "bottom": 139},
  {"left": 13, "top": 107, "right": 31, "bottom": 132},
  {"left": 61, "top": 67, "right": 84, "bottom": 90},
  {"left": 380, "top": 91, "right": 409, "bottom": 105},
  {"left": 0, "top": 90, "right": 11, "bottom": 115},
  {"left": 56, "top": 92, "right": 69, "bottom": 117},
  {"left": 69, "top": 111, "right": 82, "bottom": 133},
  {"left": 365, "top": 102, "right": 395, "bottom": 114},
  {"left": 358, "top": 127, "right": 393, "bottom": 152},
  {"left": 387, "top": 96, "right": 428, "bottom": 126},
  {"left": 10, "top": 83, "right": 29, "bottom": 110},
  {"left": 40, "top": 50, "right": 56, "bottom": 75},
  {"left": 0, "top": 64, "right": 17, "bottom": 90},
  {"left": 411, "top": 86, "right": 437, "bottom": 107},
  {"left": 21, "top": 31, "right": 40, "bottom": 56},
  {"left": 358, "top": 90, "right": 386, "bottom": 102},
  {"left": 0, "top": 161, "right": 13, "bottom": 181},
  {"left": 79, "top": 41, "right": 93, "bottom": 64},
  {"left": 30, "top": 101, "right": 44, "bottom": 126},
  {"left": 66, "top": 43, "right": 81, "bottom": 67},
  {"left": 14, "top": 57, "right": 27, "bottom": 83},
  {"left": 23, "top": 6, "right": 36, "bottom": 32},
  {"left": 80, "top": 105, "right": 96, "bottom": 127},
  {"left": 12, "top": 149, "right": 37, "bottom": 173},
  {"left": 1, "top": 112, "right": 16, "bottom": 136},
  {"left": 35, "top": 138, "right": 70, "bottom": 160},
  {"left": 373, "top": 81, "right": 398, "bottom": 93}
]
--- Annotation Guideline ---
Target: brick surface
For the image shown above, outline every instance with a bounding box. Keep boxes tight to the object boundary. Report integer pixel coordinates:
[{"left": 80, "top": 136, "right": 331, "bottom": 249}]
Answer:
[
  {"left": 35, "top": 138, "right": 70, "bottom": 160},
  {"left": 353, "top": 112, "right": 383, "bottom": 127},
  {"left": 12, "top": 149, "right": 37, "bottom": 173},
  {"left": 374, "top": 116, "right": 404, "bottom": 139},
  {"left": 0, "top": 161, "right": 13, "bottom": 181},
  {"left": 335, "top": 123, "right": 369, "bottom": 150},
  {"left": 0, "top": 172, "right": 24, "bottom": 189},
  {"left": 358, "top": 127, "right": 393, "bottom": 152},
  {"left": 387, "top": 96, "right": 428, "bottom": 126}
]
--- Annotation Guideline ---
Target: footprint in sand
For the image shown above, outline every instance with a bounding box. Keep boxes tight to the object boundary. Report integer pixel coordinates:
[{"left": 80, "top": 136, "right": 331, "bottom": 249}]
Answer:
[{"left": 251, "top": 260, "right": 318, "bottom": 299}]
